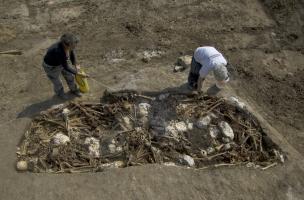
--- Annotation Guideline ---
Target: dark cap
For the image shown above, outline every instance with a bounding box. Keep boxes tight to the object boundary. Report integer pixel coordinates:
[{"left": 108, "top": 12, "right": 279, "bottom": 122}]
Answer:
[{"left": 60, "top": 33, "right": 79, "bottom": 47}]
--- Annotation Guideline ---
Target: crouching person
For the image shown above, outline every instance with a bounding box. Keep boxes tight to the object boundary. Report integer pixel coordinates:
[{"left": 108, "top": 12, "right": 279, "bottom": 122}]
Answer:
[
  {"left": 187, "top": 46, "right": 229, "bottom": 96},
  {"left": 42, "top": 33, "right": 88, "bottom": 100}
]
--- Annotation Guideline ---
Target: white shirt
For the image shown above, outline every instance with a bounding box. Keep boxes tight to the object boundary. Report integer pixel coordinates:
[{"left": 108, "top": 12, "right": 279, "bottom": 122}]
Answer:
[{"left": 194, "top": 46, "right": 227, "bottom": 78}]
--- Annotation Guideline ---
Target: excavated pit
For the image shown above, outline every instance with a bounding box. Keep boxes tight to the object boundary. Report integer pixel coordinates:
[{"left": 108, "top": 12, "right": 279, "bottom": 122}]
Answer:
[{"left": 16, "top": 91, "right": 284, "bottom": 173}]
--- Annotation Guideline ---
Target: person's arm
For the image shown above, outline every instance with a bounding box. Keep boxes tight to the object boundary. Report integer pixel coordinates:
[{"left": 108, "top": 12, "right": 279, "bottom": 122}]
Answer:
[
  {"left": 62, "top": 55, "right": 77, "bottom": 75},
  {"left": 197, "top": 65, "right": 211, "bottom": 92},
  {"left": 70, "top": 50, "right": 76, "bottom": 66}
]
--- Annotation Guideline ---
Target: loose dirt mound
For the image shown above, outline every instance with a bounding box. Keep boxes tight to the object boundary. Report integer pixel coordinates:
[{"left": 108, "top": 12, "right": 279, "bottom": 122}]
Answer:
[{"left": 17, "top": 91, "right": 283, "bottom": 173}]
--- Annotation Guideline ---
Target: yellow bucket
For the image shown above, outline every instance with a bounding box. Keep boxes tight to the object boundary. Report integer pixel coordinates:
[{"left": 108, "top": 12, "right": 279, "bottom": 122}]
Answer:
[{"left": 75, "top": 68, "right": 89, "bottom": 93}]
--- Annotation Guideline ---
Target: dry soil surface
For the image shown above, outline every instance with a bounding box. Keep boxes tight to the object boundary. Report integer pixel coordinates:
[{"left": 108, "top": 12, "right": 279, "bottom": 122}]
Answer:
[{"left": 0, "top": 0, "right": 303, "bottom": 199}]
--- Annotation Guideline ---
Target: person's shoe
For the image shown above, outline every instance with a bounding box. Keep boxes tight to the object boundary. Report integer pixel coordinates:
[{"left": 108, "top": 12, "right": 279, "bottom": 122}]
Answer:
[
  {"left": 70, "top": 89, "right": 82, "bottom": 97},
  {"left": 56, "top": 93, "right": 69, "bottom": 100},
  {"left": 187, "top": 83, "right": 197, "bottom": 91}
]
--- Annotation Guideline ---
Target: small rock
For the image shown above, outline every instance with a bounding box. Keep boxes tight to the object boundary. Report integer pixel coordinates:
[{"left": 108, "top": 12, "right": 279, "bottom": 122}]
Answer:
[
  {"left": 165, "top": 124, "right": 179, "bottom": 138},
  {"left": 177, "top": 55, "right": 192, "bottom": 69},
  {"left": 108, "top": 144, "right": 116, "bottom": 154},
  {"left": 16, "top": 160, "right": 28, "bottom": 171},
  {"left": 122, "top": 101, "right": 132, "bottom": 110},
  {"left": 209, "top": 127, "right": 220, "bottom": 138},
  {"left": 84, "top": 137, "right": 100, "bottom": 158},
  {"left": 165, "top": 121, "right": 189, "bottom": 138},
  {"left": 52, "top": 133, "right": 70, "bottom": 146},
  {"left": 175, "top": 121, "right": 188, "bottom": 132},
  {"left": 246, "top": 162, "right": 255, "bottom": 168},
  {"left": 142, "top": 56, "right": 151, "bottom": 63},
  {"left": 116, "top": 146, "right": 123, "bottom": 152},
  {"left": 224, "top": 143, "right": 232, "bottom": 151},
  {"left": 173, "top": 65, "right": 185, "bottom": 72},
  {"left": 207, "top": 147, "right": 215, "bottom": 154},
  {"left": 227, "top": 96, "right": 246, "bottom": 110},
  {"left": 196, "top": 115, "right": 212, "bottom": 129},
  {"left": 122, "top": 116, "right": 133, "bottom": 130},
  {"left": 286, "top": 72, "right": 294, "bottom": 77},
  {"left": 182, "top": 154, "right": 195, "bottom": 167},
  {"left": 99, "top": 161, "right": 125, "bottom": 168},
  {"left": 50, "top": 104, "right": 64, "bottom": 110},
  {"left": 163, "top": 162, "right": 177, "bottom": 167},
  {"left": 158, "top": 93, "right": 170, "bottom": 100},
  {"left": 62, "top": 108, "right": 70, "bottom": 116},
  {"left": 274, "top": 150, "right": 285, "bottom": 163},
  {"left": 135, "top": 127, "right": 143, "bottom": 132},
  {"left": 114, "top": 161, "right": 125, "bottom": 168},
  {"left": 222, "top": 137, "right": 231, "bottom": 144},
  {"left": 138, "top": 103, "right": 151, "bottom": 117},
  {"left": 187, "top": 122, "right": 194, "bottom": 130},
  {"left": 219, "top": 121, "right": 234, "bottom": 140}
]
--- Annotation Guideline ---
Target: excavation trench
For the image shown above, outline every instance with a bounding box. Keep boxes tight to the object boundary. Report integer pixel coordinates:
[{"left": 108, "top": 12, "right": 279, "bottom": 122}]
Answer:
[{"left": 16, "top": 91, "right": 284, "bottom": 173}]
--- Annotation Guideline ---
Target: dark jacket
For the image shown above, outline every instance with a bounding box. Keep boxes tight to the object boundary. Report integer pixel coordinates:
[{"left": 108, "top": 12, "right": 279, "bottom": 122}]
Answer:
[{"left": 43, "top": 42, "right": 77, "bottom": 74}]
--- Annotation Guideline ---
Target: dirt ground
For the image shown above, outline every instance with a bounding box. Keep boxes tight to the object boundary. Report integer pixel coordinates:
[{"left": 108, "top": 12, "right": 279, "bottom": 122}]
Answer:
[{"left": 0, "top": 0, "right": 303, "bottom": 199}]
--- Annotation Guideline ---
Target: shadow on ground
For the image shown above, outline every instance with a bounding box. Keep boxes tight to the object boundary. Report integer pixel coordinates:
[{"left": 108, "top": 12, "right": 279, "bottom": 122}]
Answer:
[{"left": 17, "top": 94, "right": 76, "bottom": 119}]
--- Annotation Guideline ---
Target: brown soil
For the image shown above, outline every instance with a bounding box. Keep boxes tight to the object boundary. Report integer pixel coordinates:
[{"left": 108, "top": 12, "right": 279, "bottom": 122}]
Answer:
[{"left": 0, "top": 0, "right": 303, "bottom": 199}]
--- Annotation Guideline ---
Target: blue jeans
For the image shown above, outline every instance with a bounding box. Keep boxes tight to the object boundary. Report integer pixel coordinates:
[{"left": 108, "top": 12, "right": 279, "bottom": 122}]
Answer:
[
  {"left": 187, "top": 57, "right": 202, "bottom": 89},
  {"left": 43, "top": 62, "right": 77, "bottom": 95}
]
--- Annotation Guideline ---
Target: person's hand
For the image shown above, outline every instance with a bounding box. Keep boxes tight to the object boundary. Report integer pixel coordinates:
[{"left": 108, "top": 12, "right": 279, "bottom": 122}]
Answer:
[
  {"left": 75, "top": 64, "right": 81, "bottom": 70},
  {"left": 77, "top": 72, "right": 90, "bottom": 78}
]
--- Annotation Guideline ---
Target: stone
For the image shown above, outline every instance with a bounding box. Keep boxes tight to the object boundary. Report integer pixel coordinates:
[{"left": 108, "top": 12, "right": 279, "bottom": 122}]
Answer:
[
  {"left": 219, "top": 121, "right": 234, "bottom": 140},
  {"left": 52, "top": 133, "right": 70, "bottom": 146},
  {"left": 227, "top": 96, "right": 246, "bottom": 110},
  {"left": 175, "top": 121, "right": 188, "bottom": 132},
  {"left": 224, "top": 143, "right": 232, "bottom": 150},
  {"left": 122, "top": 116, "right": 133, "bottom": 130},
  {"left": 196, "top": 115, "right": 212, "bottom": 129},
  {"left": 165, "top": 121, "right": 189, "bottom": 138},
  {"left": 173, "top": 65, "right": 185, "bottom": 72},
  {"left": 222, "top": 137, "right": 231, "bottom": 143},
  {"left": 274, "top": 150, "right": 285, "bottom": 163},
  {"left": 138, "top": 103, "right": 151, "bottom": 117},
  {"left": 177, "top": 55, "right": 192, "bottom": 69},
  {"left": 84, "top": 137, "right": 100, "bottom": 158},
  {"left": 114, "top": 161, "right": 125, "bottom": 168},
  {"left": 142, "top": 57, "right": 151, "bottom": 63},
  {"left": 163, "top": 162, "right": 177, "bottom": 167},
  {"left": 182, "top": 154, "right": 195, "bottom": 167},
  {"left": 16, "top": 160, "right": 28, "bottom": 171},
  {"left": 108, "top": 144, "right": 116, "bottom": 154},
  {"left": 158, "top": 93, "right": 170, "bottom": 100},
  {"left": 187, "top": 122, "right": 194, "bottom": 130},
  {"left": 207, "top": 147, "right": 215, "bottom": 154},
  {"left": 99, "top": 161, "right": 125, "bottom": 168},
  {"left": 165, "top": 124, "right": 179, "bottom": 138},
  {"left": 116, "top": 146, "right": 123, "bottom": 152},
  {"left": 209, "top": 126, "right": 220, "bottom": 138}
]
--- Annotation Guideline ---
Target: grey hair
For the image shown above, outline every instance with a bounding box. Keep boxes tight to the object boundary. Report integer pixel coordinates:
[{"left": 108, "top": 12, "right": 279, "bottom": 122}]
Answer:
[
  {"left": 60, "top": 33, "right": 79, "bottom": 46},
  {"left": 213, "top": 64, "right": 229, "bottom": 81}
]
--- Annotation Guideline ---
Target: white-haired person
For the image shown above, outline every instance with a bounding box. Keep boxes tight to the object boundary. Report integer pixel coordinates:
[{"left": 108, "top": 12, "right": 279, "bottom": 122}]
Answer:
[
  {"left": 42, "top": 33, "right": 88, "bottom": 100},
  {"left": 187, "top": 46, "right": 229, "bottom": 96}
]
